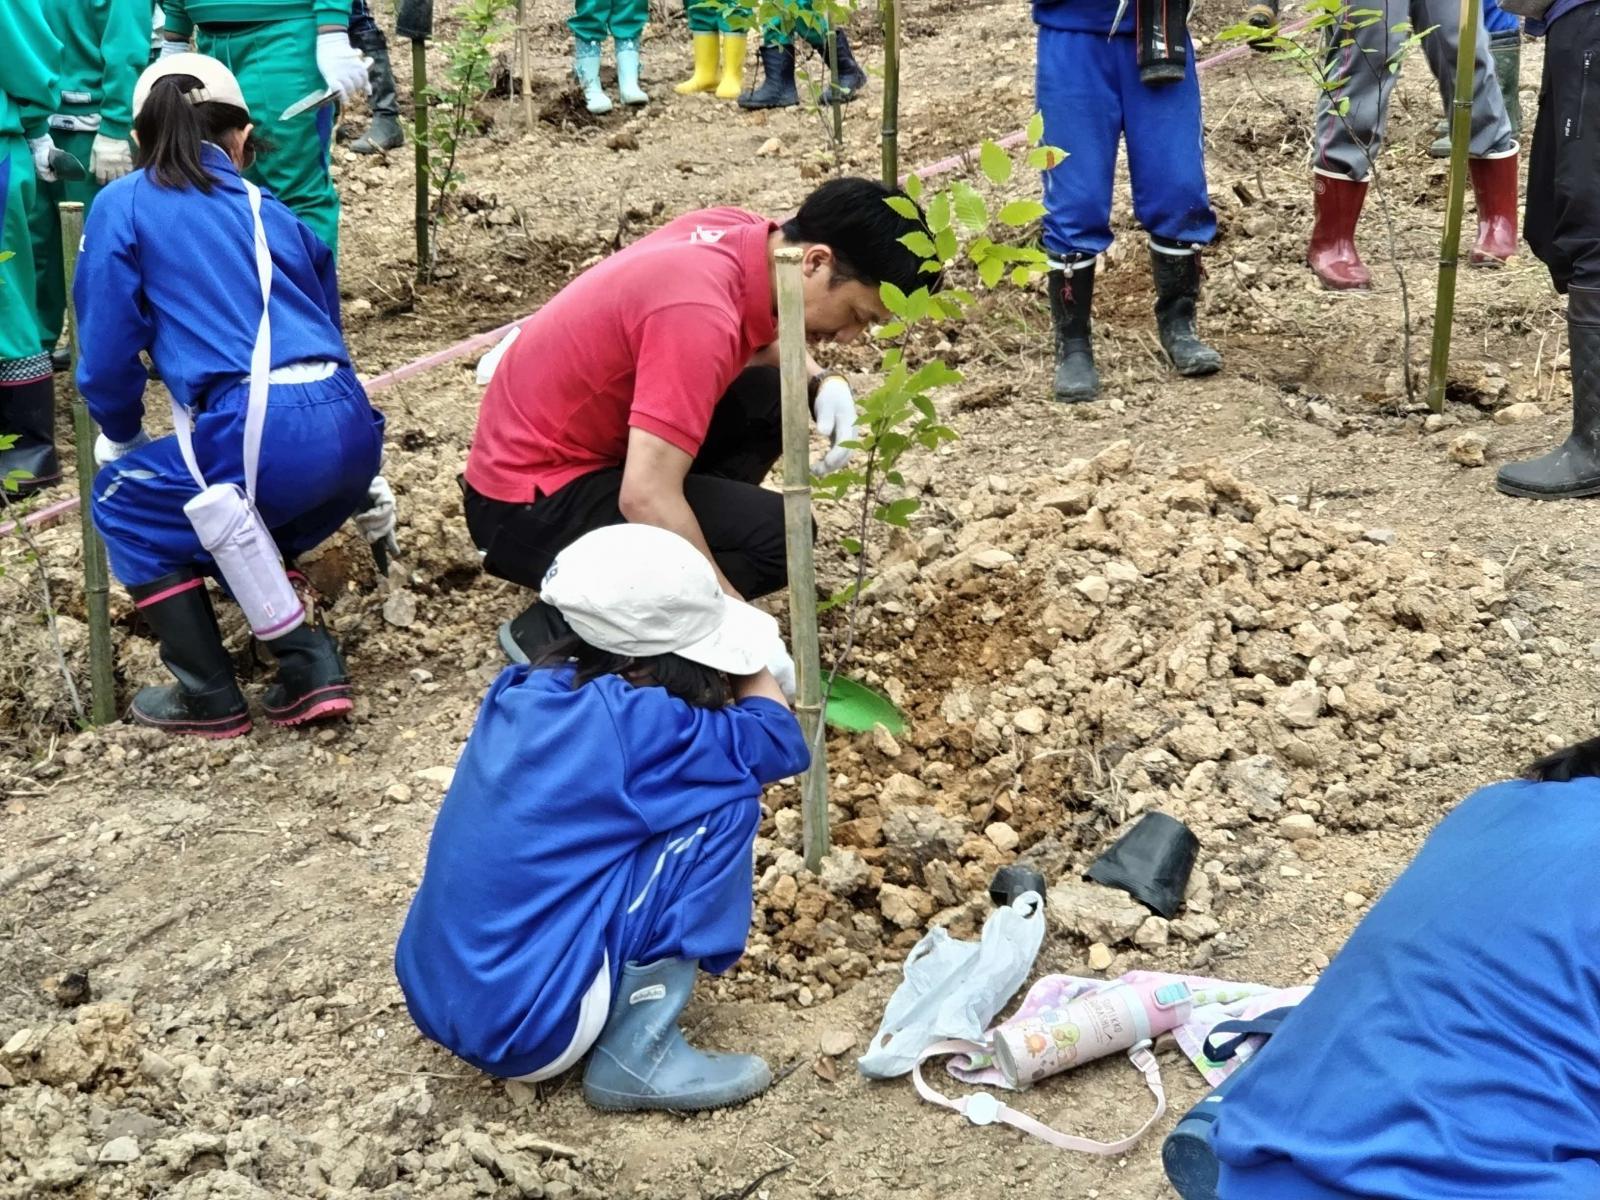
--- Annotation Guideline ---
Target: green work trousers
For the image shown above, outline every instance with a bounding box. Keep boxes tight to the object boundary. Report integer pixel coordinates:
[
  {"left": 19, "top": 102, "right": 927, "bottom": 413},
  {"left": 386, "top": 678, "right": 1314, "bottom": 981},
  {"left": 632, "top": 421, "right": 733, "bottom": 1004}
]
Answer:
[
  {"left": 29, "top": 126, "right": 114, "bottom": 352},
  {"left": 687, "top": 0, "right": 749, "bottom": 34},
  {"left": 0, "top": 137, "right": 46, "bottom": 367},
  {"left": 198, "top": 15, "right": 341, "bottom": 253},
  {"left": 568, "top": 0, "right": 649, "bottom": 43}
]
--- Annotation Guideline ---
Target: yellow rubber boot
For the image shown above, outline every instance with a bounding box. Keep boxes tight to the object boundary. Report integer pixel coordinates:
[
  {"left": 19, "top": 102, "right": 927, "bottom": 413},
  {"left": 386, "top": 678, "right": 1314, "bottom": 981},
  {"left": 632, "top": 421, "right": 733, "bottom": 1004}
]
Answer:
[
  {"left": 676, "top": 33, "right": 721, "bottom": 94},
  {"left": 715, "top": 33, "right": 747, "bottom": 99}
]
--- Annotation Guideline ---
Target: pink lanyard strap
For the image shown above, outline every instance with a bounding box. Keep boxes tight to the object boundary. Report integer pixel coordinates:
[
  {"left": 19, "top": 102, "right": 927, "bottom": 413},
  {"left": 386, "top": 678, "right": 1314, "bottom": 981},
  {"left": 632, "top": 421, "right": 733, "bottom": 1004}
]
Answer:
[{"left": 911, "top": 1038, "right": 1167, "bottom": 1156}]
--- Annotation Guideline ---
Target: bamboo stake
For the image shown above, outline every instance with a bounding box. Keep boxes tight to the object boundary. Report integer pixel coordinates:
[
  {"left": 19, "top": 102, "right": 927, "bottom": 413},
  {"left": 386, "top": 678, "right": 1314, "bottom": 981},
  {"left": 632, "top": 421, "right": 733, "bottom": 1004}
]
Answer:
[
  {"left": 517, "top": 0, "right": 534, "bottom": 130},
  {"left": 1425, "top": 0, "right": 1481, "bottom": 414},
  {"left": 774, "top": 248, "right": 829, "bottom": 871},
  {"left": 825, "top": 22, "right": 843, "bottom": 151},
  {"left": 58, "top": 202, "right": 116, "bottom": 725},
  {"left": 880, "top": 0, "right": 899, "bottom": 185},
  {"left": 413, "top": 37, "right": 431, "bottom": 281}
]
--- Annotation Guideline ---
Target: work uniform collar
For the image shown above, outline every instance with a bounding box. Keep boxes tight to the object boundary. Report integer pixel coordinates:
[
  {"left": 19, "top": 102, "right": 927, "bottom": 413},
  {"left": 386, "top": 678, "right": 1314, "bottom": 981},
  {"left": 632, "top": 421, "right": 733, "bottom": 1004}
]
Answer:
[
  {"left": 199, "top": 141, "right": 242, "bottom": 178},
  {"left": 736, "top": 219, "right": 779, "bottom": 349}
]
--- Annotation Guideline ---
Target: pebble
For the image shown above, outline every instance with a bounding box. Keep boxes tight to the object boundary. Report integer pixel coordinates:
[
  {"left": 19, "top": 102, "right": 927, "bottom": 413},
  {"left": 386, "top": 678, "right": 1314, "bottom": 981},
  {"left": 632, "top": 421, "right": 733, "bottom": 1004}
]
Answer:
[
  {"left": 1134, "top": 916, "right": 1170, "bottom": 948},
  {"left": 971, "top": 548, "right": 1016, "bottom": 571},
  {"left": 1342, "top": 891, "right": 1369, "bottom": 910},
  {"left": 984, "top": 822, "right": 1020, "bottom": 853},
  {"left": 818, "top": 1029, "right": 856, "bottom": 1058},
  {"left": 756, "top": 136, "right": 783, "bottom": 156},
  {"left": 1087, "top": 943, "right": 1114, "bottom": 971},
  {"left": 1073, "top": 575, "right": 1111, "bottom": 604},
  {"left": 415, "top": 766, "right": 455, "bottom": 790},
  {"left": 1277, "top": 813, "right": 1320, "bottom": 840},
  {"left": 1448, "top": 432, "right": 1489, "bottom": 466},
  {"left": 384, "top": 783, "right": 413, "bottom": 804},
  {"left": 1362, "top": 528, "right": 1396, "bottom": 546},
  {"left": 1012, "top": 707, "right": 1048, "bottom": 735},
  {"left": 1492, "top": 402, "right": 1541, "bottom": 425},
  {"left": 97, "top": 1137, "right": 140, "bottom": 1165}
]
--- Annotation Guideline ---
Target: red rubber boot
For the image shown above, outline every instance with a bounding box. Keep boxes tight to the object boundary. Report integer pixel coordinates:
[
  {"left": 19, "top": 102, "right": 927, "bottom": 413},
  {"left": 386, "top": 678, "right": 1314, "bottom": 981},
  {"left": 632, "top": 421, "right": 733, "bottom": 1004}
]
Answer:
[
  {"left": 1307, "top": 172, "right": 1371, "bottom": 291},
  {"left": 1468, "top": 149, "right": 1519, "bottom": 266}
]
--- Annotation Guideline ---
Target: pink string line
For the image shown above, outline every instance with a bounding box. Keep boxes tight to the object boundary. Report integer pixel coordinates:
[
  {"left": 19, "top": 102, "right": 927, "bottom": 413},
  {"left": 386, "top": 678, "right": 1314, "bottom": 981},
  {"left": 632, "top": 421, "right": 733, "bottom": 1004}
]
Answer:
[{"left": 0, "top": 22, "right": 1304, "bottom": 541}]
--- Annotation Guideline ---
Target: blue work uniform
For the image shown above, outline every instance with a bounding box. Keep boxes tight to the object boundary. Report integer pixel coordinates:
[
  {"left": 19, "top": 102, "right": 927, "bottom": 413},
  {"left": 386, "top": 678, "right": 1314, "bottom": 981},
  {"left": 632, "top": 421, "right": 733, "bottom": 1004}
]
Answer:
[
  {"left": 1212, "top": 777, "right": 1600, "bottom": 1199},
  {"left": 394, "top": 665, "right": 810, "bottom": 1080},
  {"left": 1033, "top": 0, "right": 1216, "bottom": 261},
  {"left": 74, "top": 143, "right": 384, "bottom": 588}
]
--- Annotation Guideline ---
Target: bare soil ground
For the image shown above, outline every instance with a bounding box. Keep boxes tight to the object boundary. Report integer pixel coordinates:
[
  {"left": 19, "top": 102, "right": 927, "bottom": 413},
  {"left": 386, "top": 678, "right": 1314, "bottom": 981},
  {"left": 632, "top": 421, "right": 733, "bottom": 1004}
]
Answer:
[{"left": 3, "top": 4, "right": 1594, "bottom": 1198}]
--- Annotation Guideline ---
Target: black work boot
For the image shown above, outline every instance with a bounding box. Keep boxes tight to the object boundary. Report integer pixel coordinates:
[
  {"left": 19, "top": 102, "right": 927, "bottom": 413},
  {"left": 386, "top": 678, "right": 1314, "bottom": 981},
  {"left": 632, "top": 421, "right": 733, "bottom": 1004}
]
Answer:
[
  {"left": 1150, "top": 244, "right": 1223, "bottom": 377},
  {"left": 1048, "top": 261, "right": 1099, "bottom": 403},
  {"left": 739, "top": 43, "right": 798, "bottom": 109},
  {"left": 498, "top": 599, "right": 574, "bottom": 665},
  {"left": 1496, "top": 285, "right": 1600, "bottom": 498},
  {"left": 351, "top": 35, "right": 405, "bottom": 153},
  {"left": 0, "top": 372, "right": 62, "bottom": 497},
  {"left": 261, "top": 622, "right": 354, "bottom": 726},
  {"left": 128, "top": 570, "right": 253, "bottom": 739},
  {"left": 810, "top": 29, "right": 867, "bottom": 104}
]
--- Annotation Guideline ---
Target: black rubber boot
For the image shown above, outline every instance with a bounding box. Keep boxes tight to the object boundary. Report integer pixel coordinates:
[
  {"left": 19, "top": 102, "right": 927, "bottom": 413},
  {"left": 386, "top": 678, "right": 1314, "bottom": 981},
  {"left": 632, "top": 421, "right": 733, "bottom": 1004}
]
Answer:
[
  {"left": 1048, "top": 262, "right": 1099, "bottom": 403},
  {"left": 738, "top": 43, "right": 798, "bottom": 109},
  {"left": 1496, "top": 286, "right": 1600, "bottom": 498},
  {"left": 1151, "top": 245, "right": 1223, "bottom": 377},
  {"left": 351, "top": 35, "right": 405, "bottom": 154},
  {"left": 0, "top": 374, "right": 62, "bottom": 497},
  {"left": 128, "top": 570, "right": 252, "bottom": 739},
  {"left": 261, "top": 622, "right": 354, "bottom": 726},
  {"left": 808, "top": 29, "right": 867, "bottom": 104},
  {"left": 498, "top": 599, "right": 573, "bottom": 665}
]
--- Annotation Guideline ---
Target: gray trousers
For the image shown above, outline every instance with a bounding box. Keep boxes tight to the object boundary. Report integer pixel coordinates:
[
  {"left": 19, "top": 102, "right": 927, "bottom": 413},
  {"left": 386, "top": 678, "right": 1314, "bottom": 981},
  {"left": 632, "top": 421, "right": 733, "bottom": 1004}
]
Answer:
[{"left": 1313, "top": 0, "right": 1514, "bottom": 181}]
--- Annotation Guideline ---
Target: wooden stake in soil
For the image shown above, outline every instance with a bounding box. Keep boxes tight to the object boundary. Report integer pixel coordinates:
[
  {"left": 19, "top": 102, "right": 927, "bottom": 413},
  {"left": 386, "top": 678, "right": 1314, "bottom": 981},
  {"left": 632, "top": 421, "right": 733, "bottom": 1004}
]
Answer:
[
  {"left": 59, "top": 202, "right": 117, "bottom": 725},
  {"left": 825, "top": 25, "right": 843, "bottom": 150},
  {"left": 774, "top": 248, "right": 830, "bottom": 870},
  {"left": 1425, "top": 0, "right": 1481, "bottom": 414},
  {"left": 880, "top": 0, "right": 900, "bottom": 185},
  {"left": 413, "top": 37, "right": 431, "bottom": 281},
  {"left": 516, "top": 0, "right": 535, "bottom": 130}
]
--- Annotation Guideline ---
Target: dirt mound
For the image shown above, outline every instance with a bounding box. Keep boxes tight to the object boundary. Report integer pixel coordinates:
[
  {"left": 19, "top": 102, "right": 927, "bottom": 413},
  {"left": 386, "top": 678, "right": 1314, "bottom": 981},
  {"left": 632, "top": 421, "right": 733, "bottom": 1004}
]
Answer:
[{"left": 739, "top": 440, "right": 1508, "bottom": 1002}]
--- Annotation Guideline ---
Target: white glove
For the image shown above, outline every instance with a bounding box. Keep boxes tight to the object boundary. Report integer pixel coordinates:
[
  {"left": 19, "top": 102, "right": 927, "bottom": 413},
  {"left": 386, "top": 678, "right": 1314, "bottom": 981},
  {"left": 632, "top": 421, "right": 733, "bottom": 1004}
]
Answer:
[
  {"left": 811, "top": 374, "right": 858, "bottom": 476},
  {"left": 94, "top": 429, "right": 151, "bottom": 467},
  {"left": 316, "top": 31, "right": 373, "bottom": 103},
  {"left": 90, "top": 135, "right": 133, "bottom": 185},
  {"left": 475, "top": 326, "right": 522, "bottom": 386},
  {"left": 353, "top": 474, "right": 399, "bottom": 555},
  {"left": 27, "top": 136, "right": 58, "bottom": 183},
  {"left": 158, "top": 36, "right": 189, "bottom": 59},
  {"left": 765, "top": 640, "right": 797, "bottom": 701}
]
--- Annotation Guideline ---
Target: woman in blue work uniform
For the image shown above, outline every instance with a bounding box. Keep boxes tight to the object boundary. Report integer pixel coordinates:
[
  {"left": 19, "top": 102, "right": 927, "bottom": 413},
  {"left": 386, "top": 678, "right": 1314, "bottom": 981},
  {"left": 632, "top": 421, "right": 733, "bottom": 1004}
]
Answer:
[{"left": 76, "top": 54, "right": 387, "bottom": 739}]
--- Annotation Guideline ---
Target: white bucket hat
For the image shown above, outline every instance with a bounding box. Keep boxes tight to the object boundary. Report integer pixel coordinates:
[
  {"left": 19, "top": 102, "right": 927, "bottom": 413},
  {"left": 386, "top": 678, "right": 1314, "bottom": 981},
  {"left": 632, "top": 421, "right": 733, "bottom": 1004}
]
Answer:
[
  {"left": 133, "top": 53, "right": 252, "bottom": 121},
  {"left": 541, "top": 525, "right": 779, "bottom": 675}
]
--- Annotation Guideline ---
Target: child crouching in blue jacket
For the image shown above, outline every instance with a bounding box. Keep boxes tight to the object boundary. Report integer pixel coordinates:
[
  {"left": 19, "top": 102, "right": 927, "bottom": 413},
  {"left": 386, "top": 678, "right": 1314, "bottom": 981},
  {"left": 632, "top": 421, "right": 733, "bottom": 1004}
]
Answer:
[
  {"left": 395, "top": 523, "right": 810, "bottom": 1111},
  {"left": 75, "top": 54, "right": 388, "bottom": 739}
]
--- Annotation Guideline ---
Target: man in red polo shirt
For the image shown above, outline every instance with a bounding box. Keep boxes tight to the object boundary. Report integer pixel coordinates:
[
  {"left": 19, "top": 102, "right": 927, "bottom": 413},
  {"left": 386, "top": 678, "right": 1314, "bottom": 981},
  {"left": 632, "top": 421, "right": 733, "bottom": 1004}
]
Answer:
[{"left": 463, "top": 177, "right": 933, "bottom": 664}]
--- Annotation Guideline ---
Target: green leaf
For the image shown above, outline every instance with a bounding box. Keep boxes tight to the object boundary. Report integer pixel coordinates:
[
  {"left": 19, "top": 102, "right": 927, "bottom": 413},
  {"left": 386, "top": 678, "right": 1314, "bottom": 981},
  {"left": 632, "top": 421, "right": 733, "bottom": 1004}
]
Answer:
[
  {"left": 874, "top": 320, "right": 906, "bottom": 339},
  {"left": 904, "top": 172, "right": 923, "bottom": 201},
  {"left": 898, "top": 230, "right": 937, "bottom": 258},
  {"left": 998, "top": 199, "right": 1048, "bottom": 227},
  {"left": 926, "top": 191, "right": 951, "bottom": 234},
  {"left": 977, "top": 255, "right": 1005, "bottom": 288},
  {"left": 951, "top": 181, "right": 988, "bottom": 233},
  {"left": 875, "top": 497, "right": 921, "bottom": 527},
  {"left": 885, "top": 195, "right": 920, "bottom": 220},
  {"left": 934, "top": 226, "right": 959, "bottom": 262},
  {"left": 980, "top": 140, "right": 1013, "bottom": 186},
  {"left": 879, "top": 281, "right": 909, "bottom": 317},
  {"left": 1026, "top": 110, "right": 1045, "bottom": 146},
  {"left": 840, "top": 536, "right": 863, "bottom": 555},
  {"left": 1028, "top": 146, "right": 1068, "bottom": 171},
  {"left": 1010, "top": 265, "right": 1034, "bottom": 287}
]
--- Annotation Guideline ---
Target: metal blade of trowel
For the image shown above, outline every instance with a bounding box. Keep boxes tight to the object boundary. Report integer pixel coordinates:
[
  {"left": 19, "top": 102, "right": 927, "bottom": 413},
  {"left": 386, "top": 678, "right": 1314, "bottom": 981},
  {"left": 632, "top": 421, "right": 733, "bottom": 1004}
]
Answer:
[
  {"left": 280, "top": 87, "right": 341, "bottom": 122},
  {"left": 48, "top": 148, "right": 88, "bottom": 182}
]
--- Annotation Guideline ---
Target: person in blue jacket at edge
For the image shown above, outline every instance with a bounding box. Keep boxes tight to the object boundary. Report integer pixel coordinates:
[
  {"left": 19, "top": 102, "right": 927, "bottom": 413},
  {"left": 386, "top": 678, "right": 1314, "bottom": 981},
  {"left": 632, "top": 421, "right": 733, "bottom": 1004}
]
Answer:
[
  {"left": 395, "top": 522, "right": 811, "bottom": 1112},
  {"left": 1202, "top": 733, "right": 1600, "bottom": 1198},
  {"left": 1033, "top": 0, "right": 1223, "bottom": 405},
  {"left": 76, "top": 53, "right": 391, "bottom": 739}
]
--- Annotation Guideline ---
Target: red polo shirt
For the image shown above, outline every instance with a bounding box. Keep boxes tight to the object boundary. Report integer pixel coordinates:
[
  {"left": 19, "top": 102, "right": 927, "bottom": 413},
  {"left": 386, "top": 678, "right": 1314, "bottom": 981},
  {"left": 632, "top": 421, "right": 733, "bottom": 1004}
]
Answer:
[{"left": 465, "top": 207, "right": 780, "bottom": 503}]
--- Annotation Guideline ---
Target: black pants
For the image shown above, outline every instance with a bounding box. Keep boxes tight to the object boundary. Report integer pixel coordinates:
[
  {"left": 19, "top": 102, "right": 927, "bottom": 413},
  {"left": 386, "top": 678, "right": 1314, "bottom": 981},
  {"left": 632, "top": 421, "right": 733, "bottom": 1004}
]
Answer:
[
  {"left": 464, "top": 366, "right": 788, "bottom": 600},
  {"left": 1526, "top": 2, "right": 1600, "bottom": 292}
]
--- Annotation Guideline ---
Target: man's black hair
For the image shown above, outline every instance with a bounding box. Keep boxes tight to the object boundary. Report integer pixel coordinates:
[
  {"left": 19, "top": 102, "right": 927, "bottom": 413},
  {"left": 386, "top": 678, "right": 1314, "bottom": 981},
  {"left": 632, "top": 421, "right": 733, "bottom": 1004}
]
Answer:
[
  {"left": 1527, "top": 735, "right": 1600, "bottom": 782},
  {"left": 782, "top": 177, "right": 939, "bottom": 297},
  {"left": 536, "top": 633, "right": 732, "bottom": 710}
]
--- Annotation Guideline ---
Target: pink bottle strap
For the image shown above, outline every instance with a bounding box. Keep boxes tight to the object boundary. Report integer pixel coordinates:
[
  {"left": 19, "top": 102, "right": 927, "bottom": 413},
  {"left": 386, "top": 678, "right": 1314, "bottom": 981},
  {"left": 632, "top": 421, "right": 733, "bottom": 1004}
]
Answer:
[{"left": 911, "top": 1039, "right": 1167, "bottom": 1156}]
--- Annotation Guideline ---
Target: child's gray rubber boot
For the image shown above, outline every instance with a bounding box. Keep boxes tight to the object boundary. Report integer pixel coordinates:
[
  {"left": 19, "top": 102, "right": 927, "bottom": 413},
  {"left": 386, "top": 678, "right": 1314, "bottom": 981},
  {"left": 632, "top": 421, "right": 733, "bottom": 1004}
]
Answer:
[
  {"left": 575, "top": 40, "right": 613, "bottom": 114},
  {"left": 583, "top": 958, "right": 772, "bottom": 1112}
]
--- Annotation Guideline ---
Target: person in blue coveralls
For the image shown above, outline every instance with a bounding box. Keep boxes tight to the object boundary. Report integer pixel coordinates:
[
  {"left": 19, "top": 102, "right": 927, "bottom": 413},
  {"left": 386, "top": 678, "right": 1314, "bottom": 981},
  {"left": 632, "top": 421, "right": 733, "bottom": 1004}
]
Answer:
[
  {"left": 395, "top": 522, "right": 810, "bottom": 1112},
  {"left": 1204, "top": 734, "right": 1600, "bottom": 1198},
  {"left": 1034, "top": 0, "right": 1222, "bottom": 404},
  {"left": 76, "top": 53, "right": 390, "bottom": 739}
]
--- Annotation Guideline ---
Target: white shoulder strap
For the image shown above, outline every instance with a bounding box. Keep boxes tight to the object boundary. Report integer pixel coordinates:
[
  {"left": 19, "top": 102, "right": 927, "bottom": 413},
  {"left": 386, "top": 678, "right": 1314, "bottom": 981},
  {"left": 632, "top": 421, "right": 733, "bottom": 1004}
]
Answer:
[
  {"left": 171, "top": 179, "right": 273, "bottom": 500},
  {"left": 911, "top": 1038, "right": 1167, "bottom": 1156}
]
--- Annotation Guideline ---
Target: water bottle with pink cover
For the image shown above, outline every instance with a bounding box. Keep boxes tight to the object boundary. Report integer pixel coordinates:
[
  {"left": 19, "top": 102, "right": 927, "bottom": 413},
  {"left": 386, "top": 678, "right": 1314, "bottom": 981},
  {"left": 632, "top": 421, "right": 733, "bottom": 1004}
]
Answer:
[{"left": 992, "top": 978, "right": 1194, "bottom": 1089}]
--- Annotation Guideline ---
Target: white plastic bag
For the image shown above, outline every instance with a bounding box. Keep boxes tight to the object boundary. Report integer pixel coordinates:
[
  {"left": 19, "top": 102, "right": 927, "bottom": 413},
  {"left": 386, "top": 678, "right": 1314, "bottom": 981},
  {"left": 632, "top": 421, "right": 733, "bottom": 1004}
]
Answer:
[
  {"left": 857, "top": 892, "right": 1045, "bottom": 1079},
  {"left": 475, "top": 326, "right": 522, "bottom": 385}
]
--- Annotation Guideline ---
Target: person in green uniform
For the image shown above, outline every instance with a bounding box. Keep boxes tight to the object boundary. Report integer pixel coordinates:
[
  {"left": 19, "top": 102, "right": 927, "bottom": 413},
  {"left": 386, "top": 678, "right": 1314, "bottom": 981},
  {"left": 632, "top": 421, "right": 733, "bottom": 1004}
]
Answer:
[
  {"left": 158, "top": 0, "right": 370, "bottom": 252},
  {"left": 676, "top": 1, "right": 748, "bottom": 101},
  {"left": 738, "top": 0, "right": 866, "bottom": 111},
  {"left": 29, "top": 0, "right": 149, "bottom": 366},
  {"left": 569, "top": 0, "right": 649, "bottom": 115},
  {"left": 0, "top": 0, "right": 65, "bottom": 497}
]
